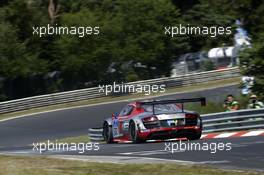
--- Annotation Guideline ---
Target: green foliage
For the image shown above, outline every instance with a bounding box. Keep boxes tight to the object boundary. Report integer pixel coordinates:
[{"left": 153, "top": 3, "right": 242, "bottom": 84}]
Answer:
[
  {"left": 0, "top": 0, "right": 264, "bottom": 101},
  {"left": 186, "top": 95, "right": 250, "bottom": 114},
  {"left": 201, "top": 60, "right": 216, "bottom": 71},
  {"left": 186, "top": 102, "right": 224, "bottom": 114},
  {"left": 125, "top": 73, "right": 140, "bottom": 82},
  {"left": 240, "top": 32, "right": 264, "bottom": 100},
  {"left": 181, "top": 1, "right": 235, "bottom": 51},
  {"left": 238, "top": 95, "right": 250, "bottom": 109}
]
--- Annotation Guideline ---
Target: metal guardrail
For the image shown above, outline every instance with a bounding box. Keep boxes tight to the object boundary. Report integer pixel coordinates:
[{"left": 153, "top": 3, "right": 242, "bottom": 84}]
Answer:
[
  {"left": 202, "top": 108, "right": 264, "bottom": 133},
  {"left": 88, "top": 128, "right": 104, "bottom": 141},
  {"left": 88, "top": 108, "right": 264, "bottom": 142},
  {"left": 0, "top": 67, "right": 240, "bottom": 114}
]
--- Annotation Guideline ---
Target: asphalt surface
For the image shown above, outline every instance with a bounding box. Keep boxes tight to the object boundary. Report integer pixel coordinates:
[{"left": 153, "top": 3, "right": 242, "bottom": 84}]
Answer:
[
  {"left": 1, "top": 136, "right": 264, "bottom": 172},
  {"left": 0, "top": 85, "right": 240, "bottom": 147},
  {"left": 48, "top": 136, "right": 264, "bottom": 172},
  {"left": 1, "top": 84, "right": 264, "bottom": 172}
]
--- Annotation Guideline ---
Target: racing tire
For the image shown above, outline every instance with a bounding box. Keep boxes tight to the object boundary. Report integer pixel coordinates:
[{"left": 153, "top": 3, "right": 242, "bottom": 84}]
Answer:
[
  {"left": 103, "top": 122, "right": 114, "bottom": 144},
  {"left": 129, "top": 121, "right": 145, "bottom": 143},
  {"left": 186, "top": 131, "right": 202, "bottom": 141}
]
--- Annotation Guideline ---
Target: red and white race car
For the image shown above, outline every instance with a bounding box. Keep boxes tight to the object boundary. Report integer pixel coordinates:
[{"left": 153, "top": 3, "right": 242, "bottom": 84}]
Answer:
[{"left": 102, "top": 98, "right": 206, "bottom": 143}]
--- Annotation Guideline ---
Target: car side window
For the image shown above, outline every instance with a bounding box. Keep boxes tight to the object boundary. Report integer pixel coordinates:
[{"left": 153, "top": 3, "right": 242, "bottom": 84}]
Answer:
[{"left": 119, "top": 105, "right": 134, "bottom": 117}]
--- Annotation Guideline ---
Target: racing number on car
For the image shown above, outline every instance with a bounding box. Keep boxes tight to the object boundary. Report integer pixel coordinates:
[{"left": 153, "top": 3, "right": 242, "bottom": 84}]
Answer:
[{"left": 112, "top": 118, "right": 119, "bottom": 137}]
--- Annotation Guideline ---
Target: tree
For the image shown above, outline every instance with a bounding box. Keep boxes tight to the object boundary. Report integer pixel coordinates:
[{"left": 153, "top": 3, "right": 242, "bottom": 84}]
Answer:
[
  {"left": 48, "top": 0, "right": 60, "bottom": 24},
  {"left": 182, "top": 1, "right": 235, "bottom": 51},
  {"left": 114, "top": 0, "right": 190, "bottom": 78},
  {"left": 1, "top": 0, "right": 264, "bottom": 100},
  {"left": 0, "top": 0, "right": 54, "bottom": 99},
  {"left": 240, "top": 32, "right": 264, "bottom": 99},
  {"left": 57, "top": 0, "right": 189, "bottom": 88}
]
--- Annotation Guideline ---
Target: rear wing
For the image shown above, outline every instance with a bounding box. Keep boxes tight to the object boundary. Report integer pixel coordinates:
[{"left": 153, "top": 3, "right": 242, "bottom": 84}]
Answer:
[{"left": 137, "top": 97, "right": 206, "bottom": 113}]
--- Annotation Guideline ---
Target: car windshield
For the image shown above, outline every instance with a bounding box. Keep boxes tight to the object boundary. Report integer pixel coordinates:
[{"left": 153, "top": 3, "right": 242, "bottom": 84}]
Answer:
[{"left": 142, "top": 104, "right": 182, "bottom": 114}]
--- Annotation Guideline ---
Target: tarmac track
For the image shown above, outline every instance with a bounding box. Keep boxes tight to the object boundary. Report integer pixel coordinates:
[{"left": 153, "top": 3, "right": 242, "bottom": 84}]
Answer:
[{"left": 1, "top": 85, "right": 264, "bottom": 172}]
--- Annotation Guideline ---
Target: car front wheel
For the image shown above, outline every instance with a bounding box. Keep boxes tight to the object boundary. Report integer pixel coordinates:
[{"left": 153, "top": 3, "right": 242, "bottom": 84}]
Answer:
[{"left": 103, "top": 122, "right": 114, "bottom": 143}]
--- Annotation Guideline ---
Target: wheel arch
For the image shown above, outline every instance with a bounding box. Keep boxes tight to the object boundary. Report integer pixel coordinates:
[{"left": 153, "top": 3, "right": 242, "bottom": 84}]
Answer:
[{"left": 103, "top": 117, "right": 113, "bottom": 127}]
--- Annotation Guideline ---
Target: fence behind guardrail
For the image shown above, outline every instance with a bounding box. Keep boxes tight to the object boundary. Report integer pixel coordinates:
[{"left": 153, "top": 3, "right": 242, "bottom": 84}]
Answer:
[{"left": 0, "top": 67, "right": 240, "bottom": 114}]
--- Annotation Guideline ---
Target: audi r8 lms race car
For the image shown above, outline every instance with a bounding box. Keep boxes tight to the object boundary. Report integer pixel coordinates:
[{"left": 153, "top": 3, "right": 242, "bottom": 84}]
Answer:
[{"left": 102, "top": 98, "right": 206, "bottom": 143}]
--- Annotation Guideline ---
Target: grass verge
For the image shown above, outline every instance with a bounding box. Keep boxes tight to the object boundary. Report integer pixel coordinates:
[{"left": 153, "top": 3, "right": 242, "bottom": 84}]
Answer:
[
  {"left": 0, "top": 77, "right": 241, "bottom": 121},
  {"left": 0, "top": 155, "right": 262, "bottom": 175},
  {"left": 48, "top": 135, "right": 90, "bottom": 144}
]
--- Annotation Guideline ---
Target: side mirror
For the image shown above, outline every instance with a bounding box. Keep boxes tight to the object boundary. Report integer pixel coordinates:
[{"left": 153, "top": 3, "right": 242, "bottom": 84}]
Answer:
[{"left": 112, "top": 112, "right": 119, "bottom": 119}]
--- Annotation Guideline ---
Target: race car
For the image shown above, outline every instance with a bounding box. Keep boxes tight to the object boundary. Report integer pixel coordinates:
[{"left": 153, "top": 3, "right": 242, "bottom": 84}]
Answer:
[{"left": 102, "top": 98, "right": 206, "bottom": 143}]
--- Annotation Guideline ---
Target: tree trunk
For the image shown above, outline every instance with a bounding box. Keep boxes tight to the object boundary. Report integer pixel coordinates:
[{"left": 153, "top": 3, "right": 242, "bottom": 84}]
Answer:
[{"left": 48, "top": 0, "right": 59, "bottom": 24}]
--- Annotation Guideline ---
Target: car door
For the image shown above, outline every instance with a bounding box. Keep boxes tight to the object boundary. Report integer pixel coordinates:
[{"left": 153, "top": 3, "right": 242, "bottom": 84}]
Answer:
[{"left": 117, "top": 105, "right": 134, "bottom": 136}]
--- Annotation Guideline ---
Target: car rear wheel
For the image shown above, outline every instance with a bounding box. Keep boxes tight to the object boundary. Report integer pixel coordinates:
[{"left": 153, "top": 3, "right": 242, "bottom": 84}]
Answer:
[
  {"left": 186, "top": 131, "right": 202, "bottom": 140},
  {"left": 129, "top": 121, "right": 145, "bottom": 143},
  {"left": 103, "top": 122, "right": 114, "bottom": 143}
]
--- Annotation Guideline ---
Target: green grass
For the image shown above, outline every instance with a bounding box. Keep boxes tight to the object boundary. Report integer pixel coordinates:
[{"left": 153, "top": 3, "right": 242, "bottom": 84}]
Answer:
[
  {"left": 185, "top": 94, "right": 250, "bottom": 114},
  {"left": 0, "top": 77, "right": 240, "bottom": 121},
  {"left": 186, "top": 102, "right": 225, "bottom": 114},
  {"left": 49, "top": 135, "right": 90, "bottom": 144},
  {"left": 0, "top": 155, "right": 262, "bottom": 175}
]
